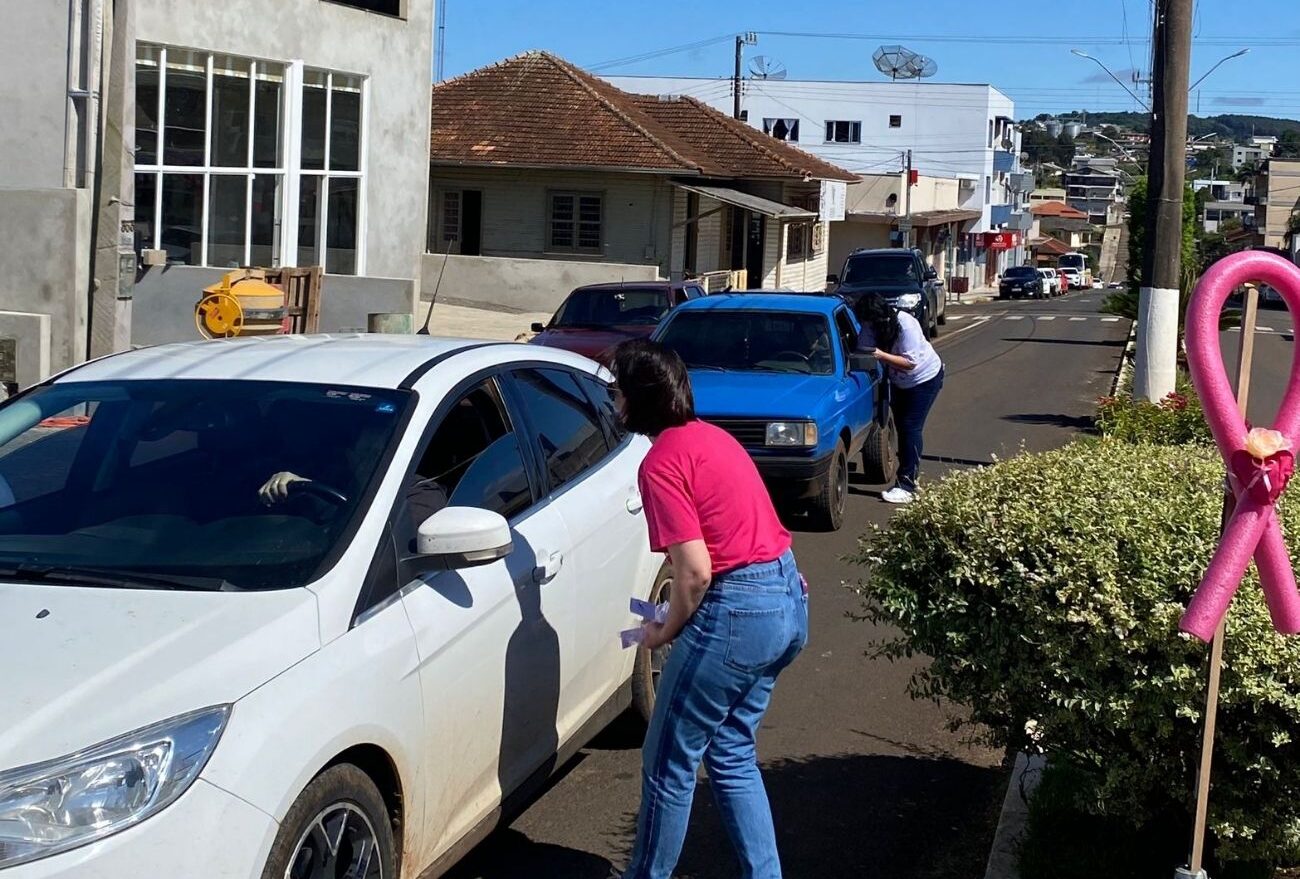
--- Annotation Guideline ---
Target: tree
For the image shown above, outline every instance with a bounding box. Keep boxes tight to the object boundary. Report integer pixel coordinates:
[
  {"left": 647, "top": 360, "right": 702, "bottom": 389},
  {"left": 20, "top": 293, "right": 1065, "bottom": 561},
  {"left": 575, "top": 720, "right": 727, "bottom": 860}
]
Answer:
[
  {"left": 1055, "top": 132, "right": 1077, "bottom": 166},
  {"left": 1106, "top": 177, "right": 1199, "bottom": 321},
  {"left": 1277, "top": 130, "right": 1300, "bottom": 159}
]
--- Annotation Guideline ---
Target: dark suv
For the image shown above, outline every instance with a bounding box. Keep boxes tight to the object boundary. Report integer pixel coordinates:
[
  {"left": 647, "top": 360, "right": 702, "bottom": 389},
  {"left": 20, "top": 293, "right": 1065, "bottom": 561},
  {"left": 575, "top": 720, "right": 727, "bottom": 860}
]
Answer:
[
  {"left": 828, "top": 248, "right": 945, "bottom": 337},
  {"left": 999, "top": 265, "right": 1045, "bottom": 300}
]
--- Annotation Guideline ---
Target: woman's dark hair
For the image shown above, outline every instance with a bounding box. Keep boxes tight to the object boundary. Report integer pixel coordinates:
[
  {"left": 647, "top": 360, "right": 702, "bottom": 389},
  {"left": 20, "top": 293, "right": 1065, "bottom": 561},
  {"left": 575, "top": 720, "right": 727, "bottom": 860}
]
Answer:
[
  {"left": 853, "top": 293, "right": 901, "bottom": 352},
  {"left": 611, "top": 339, "right": 695, "bottom": 436}
]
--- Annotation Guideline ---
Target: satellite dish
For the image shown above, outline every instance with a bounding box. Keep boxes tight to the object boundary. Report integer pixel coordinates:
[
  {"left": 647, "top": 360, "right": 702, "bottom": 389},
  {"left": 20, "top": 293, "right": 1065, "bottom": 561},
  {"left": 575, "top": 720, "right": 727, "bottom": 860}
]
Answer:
[
  {"left": 906, "top": 54, "right": 938, "bottom": 79},
  {"left": 873, "top": 45, "right": 920, "bottom": 80},
  {"left": 749, "top": 55, "right": 788, "bottom": 80}
]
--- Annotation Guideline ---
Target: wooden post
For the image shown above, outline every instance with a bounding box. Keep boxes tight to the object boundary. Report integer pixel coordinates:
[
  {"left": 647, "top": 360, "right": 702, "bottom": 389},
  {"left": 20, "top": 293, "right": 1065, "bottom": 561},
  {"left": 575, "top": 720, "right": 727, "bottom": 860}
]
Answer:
[{"left": 1186, "top": 283, "right": 1259, "bottom": 877}]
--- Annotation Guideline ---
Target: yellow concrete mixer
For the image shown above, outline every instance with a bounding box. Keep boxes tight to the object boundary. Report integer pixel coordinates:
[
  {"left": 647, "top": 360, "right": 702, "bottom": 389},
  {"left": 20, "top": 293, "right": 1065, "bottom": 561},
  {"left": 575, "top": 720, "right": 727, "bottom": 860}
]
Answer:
[{"left": 194, "top": 269, "right": 289, "bottom": 339}]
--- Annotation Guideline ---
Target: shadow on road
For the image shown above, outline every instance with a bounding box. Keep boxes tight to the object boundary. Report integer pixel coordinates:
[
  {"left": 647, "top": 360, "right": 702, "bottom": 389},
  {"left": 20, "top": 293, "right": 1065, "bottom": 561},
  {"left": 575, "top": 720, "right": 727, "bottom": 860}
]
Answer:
[
  {"left": 659, "top": 752, "right": 1007, "bottom": 879},
  {"left": 1000, "top": 337, "right": 1126, "bottom": 348},
  {"left": 443, "top": 827, "right": 616, "bottom": 879},
  {"left": 1002, "top": 413, "right": 1097, "bottom": 431}
]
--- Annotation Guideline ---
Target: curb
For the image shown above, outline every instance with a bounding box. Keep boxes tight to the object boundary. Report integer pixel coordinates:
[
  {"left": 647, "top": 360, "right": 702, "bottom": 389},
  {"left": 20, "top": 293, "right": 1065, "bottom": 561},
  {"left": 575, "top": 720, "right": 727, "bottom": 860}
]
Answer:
[
  {"left": 1110, "top": 317, "right": 1138, "bottom": 397},
  {"left": 982, "top": 753, "right": 1046, "bottom": 879}
]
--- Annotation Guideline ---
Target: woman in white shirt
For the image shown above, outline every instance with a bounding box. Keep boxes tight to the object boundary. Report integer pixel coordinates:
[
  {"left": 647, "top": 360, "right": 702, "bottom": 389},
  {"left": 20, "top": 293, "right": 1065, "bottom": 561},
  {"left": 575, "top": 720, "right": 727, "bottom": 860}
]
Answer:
[{"left": 854, "top": 294, "right": 945, "bottom": 504}]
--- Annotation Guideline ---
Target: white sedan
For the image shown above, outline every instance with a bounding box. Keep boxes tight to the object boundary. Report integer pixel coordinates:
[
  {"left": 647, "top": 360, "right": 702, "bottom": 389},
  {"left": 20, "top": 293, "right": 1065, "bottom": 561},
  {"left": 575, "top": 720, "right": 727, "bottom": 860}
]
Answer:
[
  {"left": 0, "top": 335, "right": 668, "bottom": 878},
  {"left": 1036, "top": 268, "right": 1062, "bottom": 297}
]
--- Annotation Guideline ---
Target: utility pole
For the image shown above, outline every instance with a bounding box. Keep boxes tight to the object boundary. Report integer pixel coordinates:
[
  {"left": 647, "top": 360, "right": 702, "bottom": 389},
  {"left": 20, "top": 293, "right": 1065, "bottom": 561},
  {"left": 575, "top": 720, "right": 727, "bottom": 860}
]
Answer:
[
  {"left": 733, "top": 32, "right": 756, "bottom": 120},
  {"left": 903, "top": 149, "right": 914, "bottom": 248},
  {"left": 1133, "top": 0, "right": 1193, "bottom": 402}
]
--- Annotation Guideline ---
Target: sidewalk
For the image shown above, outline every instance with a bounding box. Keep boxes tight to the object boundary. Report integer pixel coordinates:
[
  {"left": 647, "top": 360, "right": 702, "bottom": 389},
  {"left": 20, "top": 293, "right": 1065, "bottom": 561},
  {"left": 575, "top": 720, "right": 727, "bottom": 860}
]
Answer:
[{"left": 415, "top": 299, "right": 551, "bottom": 342}]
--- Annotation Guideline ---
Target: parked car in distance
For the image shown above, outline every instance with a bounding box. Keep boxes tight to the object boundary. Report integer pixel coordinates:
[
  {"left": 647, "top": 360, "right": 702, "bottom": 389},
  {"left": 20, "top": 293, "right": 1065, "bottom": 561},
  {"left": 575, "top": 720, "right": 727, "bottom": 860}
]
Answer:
[
  {"left": 1060, "top": 267, "right": 1083, "bottom": 290},
  {"left": 530, "top": 281, "right": 706, "bottom": 365},
  {"left": 1038, "top": 268, "right": 1062, "bottom": 297},
  {"left": 1107, "top": 281, "right": 1124, "bottom": 289},
  {"left": 653, "top": 293, "right": 897, "bottom": 531},
  {"left": 0, "top": 335, "right": 667, "bottom": 878},
  {"left": 828, "top": 247, "right": 945, "bottom": 338},
  {"left": 1092, "top": 279, "right": 1105, "bottom": 290},
  {"left": 1000, "top": 266, "right": 1044, "bottom": 300}
]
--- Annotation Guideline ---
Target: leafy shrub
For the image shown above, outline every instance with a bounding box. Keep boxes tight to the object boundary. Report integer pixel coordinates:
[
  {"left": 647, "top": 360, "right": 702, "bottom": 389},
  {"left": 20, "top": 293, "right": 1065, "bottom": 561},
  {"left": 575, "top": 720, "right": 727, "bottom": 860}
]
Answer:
[
  {"left": 1096, "top": 373, "right": 1213, "bottom": 446},
  {"left": 853, "top": 441, "right": 1300, "bottom": 864}
]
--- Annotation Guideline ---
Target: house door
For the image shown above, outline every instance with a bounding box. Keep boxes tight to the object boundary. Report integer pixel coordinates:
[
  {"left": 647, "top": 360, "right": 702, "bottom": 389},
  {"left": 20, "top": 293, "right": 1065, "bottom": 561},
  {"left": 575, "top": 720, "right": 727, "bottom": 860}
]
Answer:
[
  {"left": 746, "top": 214, "right": 766, "bottom": 288},
  {"left": 461, "top": 191, "right": 483, "bottom": 256},
  {"left": 728, "top": 207, "right": 746, "bottom": 272}
]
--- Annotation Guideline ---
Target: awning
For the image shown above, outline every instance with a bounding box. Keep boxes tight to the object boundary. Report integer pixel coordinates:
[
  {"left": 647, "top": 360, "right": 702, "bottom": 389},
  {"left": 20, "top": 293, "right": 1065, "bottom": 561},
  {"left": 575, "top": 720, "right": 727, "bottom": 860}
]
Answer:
[
  {"left": 844, "top": 208, "right": 981, "bottom": 227},
  {"left": 671, "top": 183, "right": 816, "bottom": 221}
]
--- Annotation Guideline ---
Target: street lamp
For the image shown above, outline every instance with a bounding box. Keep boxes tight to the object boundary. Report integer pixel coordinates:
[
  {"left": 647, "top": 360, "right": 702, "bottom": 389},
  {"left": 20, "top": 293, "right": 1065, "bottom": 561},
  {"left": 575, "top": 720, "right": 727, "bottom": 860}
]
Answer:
[
  {"left": 1070, "top": 50, "right": 1151, "bottom": 111},
  {"left": 1190, "top": 48, "right": 1250, "bottom": 115},
  {"left": 1092, "top": 131, "right": 1138, "bottom": 164}
]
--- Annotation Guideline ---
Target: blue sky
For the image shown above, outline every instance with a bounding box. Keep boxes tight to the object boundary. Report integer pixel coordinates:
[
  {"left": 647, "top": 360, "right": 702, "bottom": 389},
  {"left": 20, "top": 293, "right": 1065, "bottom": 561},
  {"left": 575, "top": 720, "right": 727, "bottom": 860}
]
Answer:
[{"left": 438, "top": 0, "right": 1300, "bottom": 121}]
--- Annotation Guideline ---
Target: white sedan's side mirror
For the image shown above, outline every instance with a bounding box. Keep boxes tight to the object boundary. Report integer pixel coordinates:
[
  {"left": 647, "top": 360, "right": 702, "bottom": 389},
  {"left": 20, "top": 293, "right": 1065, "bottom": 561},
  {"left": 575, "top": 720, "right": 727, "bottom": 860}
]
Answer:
[{"left": 417, "top": 507, "right": 512, "bottom": 568}]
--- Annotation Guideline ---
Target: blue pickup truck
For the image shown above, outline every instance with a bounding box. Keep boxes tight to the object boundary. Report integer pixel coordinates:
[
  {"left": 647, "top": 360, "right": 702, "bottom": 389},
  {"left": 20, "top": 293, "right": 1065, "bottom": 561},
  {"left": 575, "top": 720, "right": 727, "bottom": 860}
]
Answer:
[{"left": 652, "top": 293, "right": 898, "bottom": 531}]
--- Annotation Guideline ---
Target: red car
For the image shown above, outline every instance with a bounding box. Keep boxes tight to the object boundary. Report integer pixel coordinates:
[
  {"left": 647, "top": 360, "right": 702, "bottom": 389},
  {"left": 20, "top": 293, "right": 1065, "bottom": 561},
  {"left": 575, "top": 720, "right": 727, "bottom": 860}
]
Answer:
[{"left": 529, "top": 281, "right": 706, "bottom": 364}]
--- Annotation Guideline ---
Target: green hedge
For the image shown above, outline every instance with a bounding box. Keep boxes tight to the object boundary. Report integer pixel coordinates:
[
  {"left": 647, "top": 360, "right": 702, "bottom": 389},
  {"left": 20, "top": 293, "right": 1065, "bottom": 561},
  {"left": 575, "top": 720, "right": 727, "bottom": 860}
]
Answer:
[
  {"left": 1096, "top": 372, "right": 1213, "bottom": 446},
  {"left": 853, "top": 441, "right": 1300, "bottom": 863}
]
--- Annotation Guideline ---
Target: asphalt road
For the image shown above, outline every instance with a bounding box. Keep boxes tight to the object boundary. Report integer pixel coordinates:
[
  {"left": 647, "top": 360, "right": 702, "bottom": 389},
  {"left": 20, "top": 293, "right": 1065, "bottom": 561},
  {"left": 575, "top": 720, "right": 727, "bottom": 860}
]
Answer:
[
  {"left": 445, "top": 289, "right": 1131, "bottom": 879},
  {"left": 1222, "top": 302, "right": 1295, "bottom": 428}
]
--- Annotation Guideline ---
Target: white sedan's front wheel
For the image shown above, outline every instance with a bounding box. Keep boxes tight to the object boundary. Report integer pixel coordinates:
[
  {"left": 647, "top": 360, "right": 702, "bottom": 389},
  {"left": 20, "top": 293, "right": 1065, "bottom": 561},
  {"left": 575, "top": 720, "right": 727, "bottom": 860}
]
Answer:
[
  {"left": 631, "top": 563, "right": 674, "bottom": 722},
  {"left": 261, "top": 764, "right": 395, "bottom": 879}
]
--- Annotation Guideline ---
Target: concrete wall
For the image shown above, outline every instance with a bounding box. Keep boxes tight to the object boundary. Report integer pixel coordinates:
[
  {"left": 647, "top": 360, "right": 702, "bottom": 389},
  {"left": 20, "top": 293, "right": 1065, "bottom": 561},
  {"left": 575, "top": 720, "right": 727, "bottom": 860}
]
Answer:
[
  {"left": 136, "top": 0, "right": 433, "bottom": 283},
  {"left": 0, "top": 311, "right": 53, "bottom": 390},
  {"left": 131, "top": 265, "right": 416, "bottom": 346},
  {"left": 1, "top": 2, "right": 71, "bottom": 189},
  {"left": 0, "top": 189, "right": 91, "bottom": 373},
  {"left": 828, "top": 222, "right": 891, "bottom": 277},
  {"left": 420, "top": 253, "right": 660, "bottom": 314},
  {"left": 430, "top": 168, "right": 676, "bottom": 277}
]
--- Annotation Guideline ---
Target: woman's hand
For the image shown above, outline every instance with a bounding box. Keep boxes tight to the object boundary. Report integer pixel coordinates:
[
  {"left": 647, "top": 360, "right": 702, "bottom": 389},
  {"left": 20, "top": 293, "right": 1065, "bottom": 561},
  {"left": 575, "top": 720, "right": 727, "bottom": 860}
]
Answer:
[{"left": 641, "top": 621, "right": 672, "bottom": 650}]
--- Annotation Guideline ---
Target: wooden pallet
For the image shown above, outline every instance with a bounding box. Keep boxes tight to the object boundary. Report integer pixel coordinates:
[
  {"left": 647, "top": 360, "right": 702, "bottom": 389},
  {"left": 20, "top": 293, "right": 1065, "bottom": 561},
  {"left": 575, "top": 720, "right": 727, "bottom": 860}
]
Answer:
[{"left": 263, "top": 267, "right": 325, "bottom": 334}]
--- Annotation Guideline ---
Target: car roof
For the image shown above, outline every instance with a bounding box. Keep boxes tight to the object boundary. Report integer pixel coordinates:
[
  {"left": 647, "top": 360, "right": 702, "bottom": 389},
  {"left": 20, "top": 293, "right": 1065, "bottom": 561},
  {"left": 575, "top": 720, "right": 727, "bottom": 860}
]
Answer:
[
  {"left": 848, "top": 248, "right": 918, "bottom": 258},
  {"left": 571, "top": 281, "right": 683, "bottom": 293},
  {"left": 52, "top": 334, "right": 596, "bottom": 390},
  {"left": 670, "top": 292, "right": 841, "bottom": 316}
]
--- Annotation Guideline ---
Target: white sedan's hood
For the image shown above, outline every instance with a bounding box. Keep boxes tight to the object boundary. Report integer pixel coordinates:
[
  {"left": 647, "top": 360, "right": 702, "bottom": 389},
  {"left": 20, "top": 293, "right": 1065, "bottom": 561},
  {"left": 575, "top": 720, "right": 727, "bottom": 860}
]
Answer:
[{"left": 0, "top": 582, "right": 319, "bottom": 770}]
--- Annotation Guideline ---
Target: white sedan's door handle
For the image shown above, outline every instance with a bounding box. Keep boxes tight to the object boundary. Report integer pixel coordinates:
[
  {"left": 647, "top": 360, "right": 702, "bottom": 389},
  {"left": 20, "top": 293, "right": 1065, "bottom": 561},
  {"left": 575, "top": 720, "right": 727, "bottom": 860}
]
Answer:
[
  {"left": 626, "top": 491, "right": 644, "bottom": 514},
  {"left": 534, "top": 551, "right": 564, "bottom": 584}
]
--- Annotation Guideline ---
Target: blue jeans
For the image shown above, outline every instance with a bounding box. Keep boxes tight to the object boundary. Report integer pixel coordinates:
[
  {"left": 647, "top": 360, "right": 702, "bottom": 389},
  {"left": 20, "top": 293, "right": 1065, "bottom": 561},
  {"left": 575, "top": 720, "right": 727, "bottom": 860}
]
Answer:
[
  {"left": 890, "top": 367, "right": 945, "bottom": 492},
  {"left": 623, "top": 550, "right": 809, "bottom": 879}
]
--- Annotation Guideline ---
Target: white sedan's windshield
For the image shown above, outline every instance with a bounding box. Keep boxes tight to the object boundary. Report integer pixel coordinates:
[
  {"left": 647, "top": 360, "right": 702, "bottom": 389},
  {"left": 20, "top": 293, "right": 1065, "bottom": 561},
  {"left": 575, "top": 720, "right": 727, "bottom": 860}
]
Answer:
[{"left": 0, "top": 380, "right": 411, "bottom": 590}]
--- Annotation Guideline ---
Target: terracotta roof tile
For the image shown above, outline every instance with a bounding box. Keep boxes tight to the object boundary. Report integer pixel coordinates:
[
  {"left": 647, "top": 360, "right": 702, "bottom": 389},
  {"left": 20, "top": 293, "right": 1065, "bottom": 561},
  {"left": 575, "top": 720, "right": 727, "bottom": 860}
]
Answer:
[
  {"left": 1031, "top": 200, "right": 1089, "bottom": 220},
  {"left": 430, "top": 52, "right": 856, "bottom": 182}
]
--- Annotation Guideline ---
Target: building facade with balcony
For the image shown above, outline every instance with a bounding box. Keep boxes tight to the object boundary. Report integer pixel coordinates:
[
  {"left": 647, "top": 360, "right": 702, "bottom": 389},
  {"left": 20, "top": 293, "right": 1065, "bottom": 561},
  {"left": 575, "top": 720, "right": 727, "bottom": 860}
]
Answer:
[
  {"left": 604, "top": 75, "right": 1031, "bottom": 285},
  {"left": 1253, "top": 158, "right": 1300, "bottom": 253},
  {"left": 1064, "top": 161, "right": 1124, "bottom": 226}
]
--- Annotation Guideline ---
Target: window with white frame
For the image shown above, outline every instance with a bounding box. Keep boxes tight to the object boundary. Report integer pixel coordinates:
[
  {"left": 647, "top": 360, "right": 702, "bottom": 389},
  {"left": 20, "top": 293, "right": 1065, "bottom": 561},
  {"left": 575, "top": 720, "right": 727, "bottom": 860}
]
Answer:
[
  {"left": 824, "top": 120, "right": 861, "bottom": 144},
  {"left": 548, "top": 191, "right": 603, "bottom": 254},
  {"left": 763, "top": 118, "right": 799, "bottom": 142},
  {"left": 299, "top": 69, "right": 365, "bottom": 274},
  {"left": 134, "top": 45, "right": 366, "bottom": 275}
]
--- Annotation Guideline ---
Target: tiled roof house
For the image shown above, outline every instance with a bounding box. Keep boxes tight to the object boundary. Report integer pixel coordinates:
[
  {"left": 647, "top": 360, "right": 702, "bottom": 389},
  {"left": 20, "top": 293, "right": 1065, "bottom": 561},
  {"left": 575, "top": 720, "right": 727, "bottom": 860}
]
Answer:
[{"left": 424, "top": 52, "right": 858, "bottom": 310}]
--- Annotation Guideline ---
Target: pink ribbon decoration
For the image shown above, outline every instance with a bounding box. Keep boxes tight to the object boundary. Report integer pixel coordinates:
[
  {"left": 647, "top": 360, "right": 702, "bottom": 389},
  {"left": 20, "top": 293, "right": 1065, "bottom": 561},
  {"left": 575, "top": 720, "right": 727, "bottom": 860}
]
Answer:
[{"left": 1181, "top": 251, "right": 1300, "bottom": 641}]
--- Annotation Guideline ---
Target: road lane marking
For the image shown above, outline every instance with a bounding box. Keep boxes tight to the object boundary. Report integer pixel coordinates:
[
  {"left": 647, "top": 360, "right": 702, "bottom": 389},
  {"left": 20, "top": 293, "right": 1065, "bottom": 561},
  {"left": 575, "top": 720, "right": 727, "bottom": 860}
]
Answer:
[
  {"left": 1037, "top": 316, "right": 1056, "bottom": 321},
  {"left": 1101, "top": 317, "right": 1121, "bottom": 322},
  {"left": 1069, "top": 317, "right": 1087, "bottom": 321},
  {"left": 937, "top": 316, "right": 993, "bottom": 341},
  {"left": 1004, "top": 315, "right": 1025, "bottom": 320}
]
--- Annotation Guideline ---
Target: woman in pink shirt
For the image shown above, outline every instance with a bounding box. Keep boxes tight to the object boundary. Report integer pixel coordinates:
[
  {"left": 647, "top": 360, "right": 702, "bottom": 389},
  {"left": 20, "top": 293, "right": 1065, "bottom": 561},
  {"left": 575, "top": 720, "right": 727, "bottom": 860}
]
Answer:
[{"left": 613, "top": 339, "right": 809, "bottom": 879}]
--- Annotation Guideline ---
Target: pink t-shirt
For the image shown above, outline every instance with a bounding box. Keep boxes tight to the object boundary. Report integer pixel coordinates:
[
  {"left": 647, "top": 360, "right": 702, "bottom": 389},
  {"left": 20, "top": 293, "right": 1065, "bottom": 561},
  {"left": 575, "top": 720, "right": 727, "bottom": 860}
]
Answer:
[{"left": 639, "top": 420, "right": 792, "bottom": 574}]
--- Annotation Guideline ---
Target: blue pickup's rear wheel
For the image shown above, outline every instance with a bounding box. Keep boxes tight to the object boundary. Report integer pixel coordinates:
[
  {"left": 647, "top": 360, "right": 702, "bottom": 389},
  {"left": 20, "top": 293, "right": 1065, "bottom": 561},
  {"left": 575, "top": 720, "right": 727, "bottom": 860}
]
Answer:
[{"left": 809, "top": 441, "right": 847, "bottom": 532}]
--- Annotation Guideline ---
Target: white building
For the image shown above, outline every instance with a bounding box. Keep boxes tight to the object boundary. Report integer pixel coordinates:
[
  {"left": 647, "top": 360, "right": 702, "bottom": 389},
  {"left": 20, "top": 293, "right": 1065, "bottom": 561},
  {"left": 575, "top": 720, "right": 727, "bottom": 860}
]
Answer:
[
  {"left": 605, "top": 75, "right": 1031, "bottom": 286},
  {"left": 1234, "top": 142, "right": 1274, "bottom": 170}
]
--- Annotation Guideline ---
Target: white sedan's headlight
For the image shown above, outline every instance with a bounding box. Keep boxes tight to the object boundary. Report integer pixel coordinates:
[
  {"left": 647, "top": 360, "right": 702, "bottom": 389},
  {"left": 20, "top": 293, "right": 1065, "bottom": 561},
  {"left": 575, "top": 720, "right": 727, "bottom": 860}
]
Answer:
[
  {"left": 0, "top": 705, "right": 229, "bottom": 868},
  {"left": 893, "top": 293, "right": 923, "bottom": 309},
  {"left": 766, "top": 422, "right": 818, "bottom": 447}
]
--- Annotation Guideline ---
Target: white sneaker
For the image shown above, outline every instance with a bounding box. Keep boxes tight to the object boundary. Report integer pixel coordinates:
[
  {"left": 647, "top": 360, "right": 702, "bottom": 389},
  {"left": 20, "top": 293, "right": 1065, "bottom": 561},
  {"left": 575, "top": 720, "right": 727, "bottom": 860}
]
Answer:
[{"left": 881, "top": 487, "right": 916, "bottom": 505}]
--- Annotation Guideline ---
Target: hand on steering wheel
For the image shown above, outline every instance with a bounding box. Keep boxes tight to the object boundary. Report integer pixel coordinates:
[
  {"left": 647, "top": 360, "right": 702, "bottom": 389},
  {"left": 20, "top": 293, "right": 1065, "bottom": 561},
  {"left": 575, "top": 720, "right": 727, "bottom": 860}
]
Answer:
[{"left": 259, "top": 472, "right": 350, "bottom": 507}]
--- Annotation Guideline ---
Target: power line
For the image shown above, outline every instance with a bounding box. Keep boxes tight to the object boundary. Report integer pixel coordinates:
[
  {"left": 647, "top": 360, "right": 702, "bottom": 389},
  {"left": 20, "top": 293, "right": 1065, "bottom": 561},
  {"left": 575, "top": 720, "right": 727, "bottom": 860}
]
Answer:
[{"left": 586, "top": 34, "right": 736, "bottom": 72}]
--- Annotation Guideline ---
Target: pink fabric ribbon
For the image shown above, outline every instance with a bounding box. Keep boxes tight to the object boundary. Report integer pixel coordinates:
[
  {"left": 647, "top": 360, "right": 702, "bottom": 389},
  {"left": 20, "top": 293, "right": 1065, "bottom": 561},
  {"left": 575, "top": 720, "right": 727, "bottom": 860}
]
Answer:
[{"left": 1181, "top": 251, "right": 1300, "bottom": 642}]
